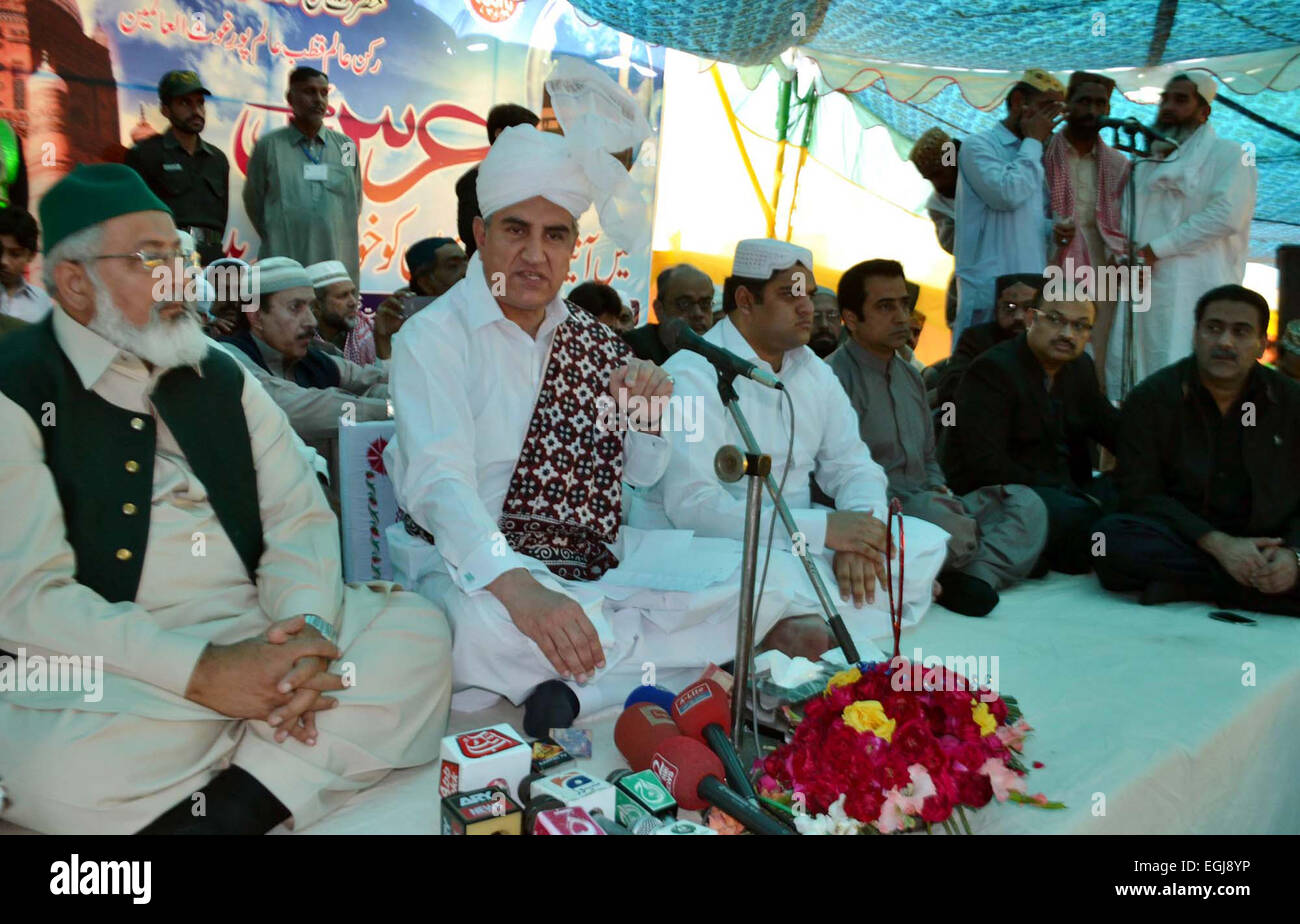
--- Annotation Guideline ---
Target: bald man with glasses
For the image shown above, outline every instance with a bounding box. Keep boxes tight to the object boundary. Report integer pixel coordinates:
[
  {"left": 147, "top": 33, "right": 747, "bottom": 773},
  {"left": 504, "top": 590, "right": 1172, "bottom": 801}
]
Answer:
[{"left": 942, "top": 297, "right": 1120, "bottom": 574}]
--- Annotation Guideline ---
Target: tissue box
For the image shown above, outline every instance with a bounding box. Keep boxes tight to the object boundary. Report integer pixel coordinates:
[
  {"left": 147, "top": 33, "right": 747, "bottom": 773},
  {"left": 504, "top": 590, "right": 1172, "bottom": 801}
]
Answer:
[{"left": 438, "top": 724, "right": 531, "bottom": 798}]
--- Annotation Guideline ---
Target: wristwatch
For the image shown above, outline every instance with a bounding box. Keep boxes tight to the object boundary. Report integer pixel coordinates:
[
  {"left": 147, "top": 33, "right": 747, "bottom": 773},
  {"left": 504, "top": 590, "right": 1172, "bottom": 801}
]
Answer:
[{"left": 301, "top": 613, "right": 338, "bottom": 644}]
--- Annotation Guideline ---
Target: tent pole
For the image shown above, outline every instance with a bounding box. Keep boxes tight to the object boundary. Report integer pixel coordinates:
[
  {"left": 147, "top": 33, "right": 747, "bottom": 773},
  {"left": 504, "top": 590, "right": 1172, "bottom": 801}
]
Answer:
[
  {"left": 785, "top": 90, "right": 818, "bottom": 242},
  {"left": 769, "top": 77, "right": 794, "bottom": 238}
]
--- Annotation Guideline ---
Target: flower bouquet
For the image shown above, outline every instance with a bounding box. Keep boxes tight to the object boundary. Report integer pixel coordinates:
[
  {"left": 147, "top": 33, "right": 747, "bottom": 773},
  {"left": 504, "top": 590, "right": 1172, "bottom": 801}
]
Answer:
[
  {"left": 757, "top": 501, "right": 1061, "bottom": 835},
  {"left": 758, "top": 660, "right": 1060, "bottom": 834}
]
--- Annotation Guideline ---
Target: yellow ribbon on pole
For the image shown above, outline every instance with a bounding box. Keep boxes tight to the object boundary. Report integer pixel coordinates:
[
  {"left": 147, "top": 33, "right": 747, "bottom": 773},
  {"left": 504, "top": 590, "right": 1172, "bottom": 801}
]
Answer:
[{"left": 710, "top": 64, "right": 775, "bottom": 231}]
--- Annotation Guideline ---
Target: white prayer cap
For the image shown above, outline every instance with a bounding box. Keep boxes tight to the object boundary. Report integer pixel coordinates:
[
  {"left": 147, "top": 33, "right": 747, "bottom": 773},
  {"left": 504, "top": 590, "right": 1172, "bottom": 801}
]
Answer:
[
  {"left": 252, "top": 256, "right": 312, "bottom": 295},
  {"left": 477, "top": 126, "right": 593, "bottom": 221},
  {"left": 731, "top": 239, "right": 815, "bottom": 279},
  {"left": 305, "top": 259, "right": 353, "bottom": 290},
  {"left": 205, "top": 256, "right": 248, "bottom": 283},
  {"left": 1172, "top": 70, "right": 1218, "bottom": 103}
]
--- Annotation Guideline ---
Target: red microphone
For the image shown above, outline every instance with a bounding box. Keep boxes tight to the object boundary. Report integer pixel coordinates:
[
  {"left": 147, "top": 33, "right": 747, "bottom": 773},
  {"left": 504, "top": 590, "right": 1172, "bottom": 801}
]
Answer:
[
  {"left": 670, "top": 679, "right": 757, "bottom": 801},
  {"left": 650, "top": 736, "right": 793, "bottom": 836},
  {"left": 614, "top": 702, "right": 682, "bottom": 772}
]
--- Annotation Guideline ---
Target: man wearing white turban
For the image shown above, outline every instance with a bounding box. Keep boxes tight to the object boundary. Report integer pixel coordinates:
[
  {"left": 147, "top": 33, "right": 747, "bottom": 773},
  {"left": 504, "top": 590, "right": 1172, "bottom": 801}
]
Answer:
[
  {"left": 385, "top": 95, "right": 862, "bottom": 735},
  {"left": 1106, "top": 71, "right": 1257, "bottom": 398}
]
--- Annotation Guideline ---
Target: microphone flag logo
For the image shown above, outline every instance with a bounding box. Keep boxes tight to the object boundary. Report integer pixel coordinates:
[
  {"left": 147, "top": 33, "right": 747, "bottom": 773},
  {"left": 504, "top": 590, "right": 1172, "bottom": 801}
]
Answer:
[
  {"left": 457, "top": 728, "right": 523, "bottom": 758},
  {"left": 674, "top": 682, "right": 712, "bottom": 715},
  {"left": 651, "top": 754, "right": 679, "bottom": 791}
]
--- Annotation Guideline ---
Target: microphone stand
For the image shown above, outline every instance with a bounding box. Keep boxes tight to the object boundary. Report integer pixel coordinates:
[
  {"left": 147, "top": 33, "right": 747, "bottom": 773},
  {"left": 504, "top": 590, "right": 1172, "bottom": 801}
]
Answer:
[
  {"left": 710, "top": 366, "right": 862, "bottom": 753},
  {"left": 1108, "top": 123, "right": 1154, "bottom": 401}
]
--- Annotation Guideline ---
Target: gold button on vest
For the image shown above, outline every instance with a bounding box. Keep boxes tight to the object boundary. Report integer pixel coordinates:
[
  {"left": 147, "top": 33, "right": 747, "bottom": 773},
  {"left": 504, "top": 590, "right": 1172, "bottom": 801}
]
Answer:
[
  {"left": 116, "top": 548, "right": 133, "bottom": 561},
  {"left": 122, "top": 502, "right": 138, "bottom": 515},
  {"left": 130, "top": 416, "right": 146, "bottom": 431},
  {"left": 125, "top": 460, "right": 140, "bottom": 473}
]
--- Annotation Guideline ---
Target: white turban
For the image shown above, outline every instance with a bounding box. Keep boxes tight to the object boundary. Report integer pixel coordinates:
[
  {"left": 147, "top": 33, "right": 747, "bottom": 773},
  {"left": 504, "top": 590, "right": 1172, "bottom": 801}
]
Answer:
[
  {"left": 476, "top": 57, "right": 654, "bottom": 251},
  {"left": 477, "top": 127, "right": 594, "bottom": 222}
]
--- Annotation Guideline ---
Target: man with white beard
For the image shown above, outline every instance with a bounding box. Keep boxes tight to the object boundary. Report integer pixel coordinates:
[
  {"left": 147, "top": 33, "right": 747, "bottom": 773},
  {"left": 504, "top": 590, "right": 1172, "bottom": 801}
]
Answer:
[
  {"left": 0, "top": 164, "right": 451, "bottom": 834},
  {"left": 1106, "top": 72, "right": 1257, "bottom": 397}
]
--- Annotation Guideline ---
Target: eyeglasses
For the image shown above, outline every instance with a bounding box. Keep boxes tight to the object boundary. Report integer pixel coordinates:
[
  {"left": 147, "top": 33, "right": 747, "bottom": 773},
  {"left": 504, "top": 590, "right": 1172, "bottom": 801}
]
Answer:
[
  {"left": 997, "top": 301, "right": 1032, "bottom": 315},
  {"left": 674, "top": 296, "right": 714, "bottom": 314},
  {"left": 91, "top": 249, "right": 199, "bottom": 271},
  {"left": 1034, "top": 309, "right": 1093, "bottom": 335}
]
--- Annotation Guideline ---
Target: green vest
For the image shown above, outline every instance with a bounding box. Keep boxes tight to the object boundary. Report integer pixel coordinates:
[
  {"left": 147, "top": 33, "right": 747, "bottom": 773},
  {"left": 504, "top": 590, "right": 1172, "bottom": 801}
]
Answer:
[{"left": 0, "top": 317, "right": 264, "bottom": 603}]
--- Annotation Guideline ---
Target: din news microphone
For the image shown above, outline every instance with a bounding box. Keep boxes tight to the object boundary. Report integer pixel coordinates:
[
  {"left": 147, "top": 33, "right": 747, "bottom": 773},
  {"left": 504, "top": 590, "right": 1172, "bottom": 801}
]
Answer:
[
  {"left": 662, "top": 318, "right": 784, "bottom": 390},
  {"left": 670, "top": 679, "right": 757, "bottom": 802},
  {"left": 614, "top": 702, "right": 682, "bottom": 772},
  {"left": 1096, "top": 117, "right": 1180, "bottom": 149},
  {"left": 650, "top": 736, "right": 794, "bottom": 836}
]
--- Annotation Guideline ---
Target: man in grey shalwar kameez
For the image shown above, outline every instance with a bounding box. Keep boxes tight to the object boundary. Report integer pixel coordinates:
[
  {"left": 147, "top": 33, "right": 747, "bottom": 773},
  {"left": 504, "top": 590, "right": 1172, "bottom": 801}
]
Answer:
[{"left": 828, "top": 259, "right": 1048, "bottom": 617}]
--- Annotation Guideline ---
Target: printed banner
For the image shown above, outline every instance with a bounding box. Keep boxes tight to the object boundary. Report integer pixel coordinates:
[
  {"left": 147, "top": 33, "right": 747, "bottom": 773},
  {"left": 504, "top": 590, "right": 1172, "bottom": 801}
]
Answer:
[{"left": 20, "top": 0, "right": 663, "bottom": 310}]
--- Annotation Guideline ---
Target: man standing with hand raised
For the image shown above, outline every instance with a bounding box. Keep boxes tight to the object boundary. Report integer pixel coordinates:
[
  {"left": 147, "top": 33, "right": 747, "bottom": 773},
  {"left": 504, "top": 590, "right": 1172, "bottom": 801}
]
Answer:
[{"left": 954, "top": 68, "right": 1066, "bottom": 343}]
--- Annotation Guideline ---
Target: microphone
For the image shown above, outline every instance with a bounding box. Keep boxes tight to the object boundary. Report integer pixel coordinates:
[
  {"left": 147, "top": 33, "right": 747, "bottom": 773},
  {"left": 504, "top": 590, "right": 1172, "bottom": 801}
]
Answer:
[
  {"left": 670, "top": 679, "right": 757, "bottom": 801},
  {"left": 524, "top": 794, "right": 631, "bottom": 835},
  {"left": 662, "top": 317, "right": 784, "bottom": 390},
  {"left": 614, "top": 702, "right": 682, "bottom": 772},
  {"left": 1097, "top": 117, "right": 1180, "bottom": 149},
  {"left": 650, "top": 736, "right": 794, "bottom": 836},
  {"left": 623, "top": 684, "right": 677, "bottom": 713}
]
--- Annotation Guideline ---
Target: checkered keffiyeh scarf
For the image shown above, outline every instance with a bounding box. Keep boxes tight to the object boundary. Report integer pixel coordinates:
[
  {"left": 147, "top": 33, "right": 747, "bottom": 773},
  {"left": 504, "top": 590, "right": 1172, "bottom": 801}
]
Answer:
[
  {"left": 1045, "top": 132, "right": 1130, "bottom": 266},
  {"left": 498, "top": 302, "right": 632, "bottom": 582}
]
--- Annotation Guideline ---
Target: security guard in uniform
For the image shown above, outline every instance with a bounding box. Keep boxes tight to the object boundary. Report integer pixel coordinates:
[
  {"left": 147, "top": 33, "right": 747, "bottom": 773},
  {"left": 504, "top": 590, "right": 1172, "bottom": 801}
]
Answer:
[{"left": 124, "top": 70, "right": 230, "bottom": 265}]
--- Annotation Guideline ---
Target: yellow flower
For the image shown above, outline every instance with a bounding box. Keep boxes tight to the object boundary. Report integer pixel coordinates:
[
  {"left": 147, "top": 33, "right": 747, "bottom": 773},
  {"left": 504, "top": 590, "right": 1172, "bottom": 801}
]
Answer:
[
  {"left": 825, "top": 667, "right": 861, "bottom": 693},
  {"left": 842, "top": 700, "right": 895, "bottom": 742},
  {"left": 971, "top": 699, "right": 997, "bottom": 737}
]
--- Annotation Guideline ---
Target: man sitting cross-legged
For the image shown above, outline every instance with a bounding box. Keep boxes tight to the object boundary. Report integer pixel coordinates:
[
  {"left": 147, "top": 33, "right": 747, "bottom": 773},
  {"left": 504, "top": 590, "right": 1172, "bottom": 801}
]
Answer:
[
  {"left": 0, "top": 164, "right": 451, "bottom": 835},
  {"left": 828, "top": 259, "right": 1048, "bottom": 617},
  {"left": 633, "top": 239, "right": 950, "bottom": 649},
  {"left": 385, "top": 125, "right": 891, "bottom": 738},
  {"left": 1095, "top": 284, "right": 1300, "bottom": 612}
]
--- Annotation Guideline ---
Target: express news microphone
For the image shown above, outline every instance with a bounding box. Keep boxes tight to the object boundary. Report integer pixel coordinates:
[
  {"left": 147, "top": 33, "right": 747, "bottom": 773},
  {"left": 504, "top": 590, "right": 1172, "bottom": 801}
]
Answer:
[
  {"left": 670, "top": 679, "right": 757, "bottom": 802},
  {"left": 651, "top": 736, "right": 794, "bottom": 836},
  {"left": 662, "top": 318, "right": 784, "bottom": 390},
  {"left": 614, "top": 701, "right": 682, "bottom": 772},
  {"left": 1096, "top": 116, "right": 1180, "bottom": 149}
]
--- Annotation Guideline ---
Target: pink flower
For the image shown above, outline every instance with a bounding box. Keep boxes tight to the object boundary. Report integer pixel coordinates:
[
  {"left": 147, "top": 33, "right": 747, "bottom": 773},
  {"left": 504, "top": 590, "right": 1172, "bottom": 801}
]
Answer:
[
  {"left": 994, "top": 718, "right": 1033, "bottom": 752},
  {"left": 980, "top": 757, "right": 1028, "bottom": 802}
]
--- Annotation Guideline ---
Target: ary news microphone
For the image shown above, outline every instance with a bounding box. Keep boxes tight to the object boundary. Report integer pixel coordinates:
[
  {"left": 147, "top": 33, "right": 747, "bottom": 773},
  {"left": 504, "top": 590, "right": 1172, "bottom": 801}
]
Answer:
[
  {"left": 614, "top": 702, "right": 682, "bottom": 772},
  {"left": 1097, "top": 117, "right": 1180, "bottom": 149},
  {"left": 650, "top": 736, "right": 794, "bottom": 836},
  {"left": 670, "top": 679, "right": 757, "bottom": 802},
  {"left": 661, "top": 318, "right": 784, "bottom": 390}
]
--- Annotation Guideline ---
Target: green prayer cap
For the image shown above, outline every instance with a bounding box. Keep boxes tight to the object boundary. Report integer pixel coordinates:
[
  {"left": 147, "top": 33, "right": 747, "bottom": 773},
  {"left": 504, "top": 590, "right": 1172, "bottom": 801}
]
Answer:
[{"left": 39, "top": 163, "right": 172, "bottom": 255}]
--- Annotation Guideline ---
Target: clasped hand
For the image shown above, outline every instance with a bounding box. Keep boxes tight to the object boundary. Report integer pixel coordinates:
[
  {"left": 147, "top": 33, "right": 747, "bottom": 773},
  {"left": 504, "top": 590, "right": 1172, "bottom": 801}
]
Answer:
[{"left": 184, "top": 615, "right": 346, "bottom": 747}]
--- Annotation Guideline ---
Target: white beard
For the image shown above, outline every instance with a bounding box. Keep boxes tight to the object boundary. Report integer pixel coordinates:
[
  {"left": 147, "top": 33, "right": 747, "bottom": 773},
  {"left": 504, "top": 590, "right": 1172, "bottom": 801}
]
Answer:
[{"left": 86, "top": 284, "right": 210, "bottom": 371}]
